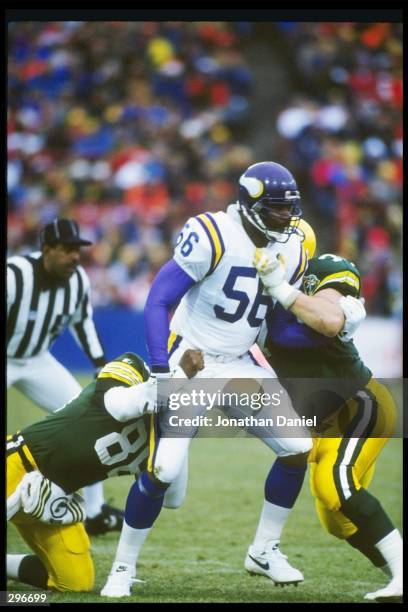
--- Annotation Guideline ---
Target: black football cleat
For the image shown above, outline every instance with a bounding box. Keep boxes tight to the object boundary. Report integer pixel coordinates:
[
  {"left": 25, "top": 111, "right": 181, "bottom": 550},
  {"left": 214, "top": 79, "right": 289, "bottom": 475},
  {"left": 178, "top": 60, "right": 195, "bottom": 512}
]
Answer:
[{"left": 85, "top": 503, "right": 124, "bottom": 536}]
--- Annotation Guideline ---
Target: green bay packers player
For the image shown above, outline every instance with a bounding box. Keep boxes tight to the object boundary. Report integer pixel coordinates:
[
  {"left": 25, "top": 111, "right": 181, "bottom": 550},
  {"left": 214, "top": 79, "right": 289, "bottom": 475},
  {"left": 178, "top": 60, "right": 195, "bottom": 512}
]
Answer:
[
  {"left": 7, "top": 349, "right": 202, "bottom": 592},
  {"left": 253, "top": 247, "right": 402, "bottom": 603}
]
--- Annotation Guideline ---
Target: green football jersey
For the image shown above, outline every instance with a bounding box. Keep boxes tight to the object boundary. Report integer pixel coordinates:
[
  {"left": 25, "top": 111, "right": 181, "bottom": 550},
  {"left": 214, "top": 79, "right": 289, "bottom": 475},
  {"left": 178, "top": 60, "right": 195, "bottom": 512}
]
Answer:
[
  {"left": 21, "top": 353, "right": 152, "bottom": 494},
  {"left": 302, "top": 253, "right": 361, "bottom": 299},
  {"left": 263, "top": 254, "right": 372, "bottom": 421}
]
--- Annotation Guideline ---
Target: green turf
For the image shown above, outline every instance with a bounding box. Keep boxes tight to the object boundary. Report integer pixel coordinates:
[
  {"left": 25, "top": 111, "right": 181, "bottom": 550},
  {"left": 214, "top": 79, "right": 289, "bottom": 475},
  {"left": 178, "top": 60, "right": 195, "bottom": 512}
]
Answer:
[{"left": 7, "top": 379, "right": 403, "bottom": 603}]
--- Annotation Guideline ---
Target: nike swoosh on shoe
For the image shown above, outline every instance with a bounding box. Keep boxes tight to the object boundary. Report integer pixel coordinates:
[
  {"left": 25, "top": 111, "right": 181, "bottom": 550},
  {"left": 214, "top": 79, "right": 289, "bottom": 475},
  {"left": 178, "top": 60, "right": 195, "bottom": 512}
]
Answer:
[{"left": 249, "top": 554, "right": 270, "bottom": 570}]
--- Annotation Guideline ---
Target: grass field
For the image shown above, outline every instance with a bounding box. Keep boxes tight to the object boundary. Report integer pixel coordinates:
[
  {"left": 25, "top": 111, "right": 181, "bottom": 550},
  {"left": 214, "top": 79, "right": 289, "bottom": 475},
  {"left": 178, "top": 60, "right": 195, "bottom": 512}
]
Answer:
[{"left": 7, "top": 378, "right": 403, "bottom": 604}]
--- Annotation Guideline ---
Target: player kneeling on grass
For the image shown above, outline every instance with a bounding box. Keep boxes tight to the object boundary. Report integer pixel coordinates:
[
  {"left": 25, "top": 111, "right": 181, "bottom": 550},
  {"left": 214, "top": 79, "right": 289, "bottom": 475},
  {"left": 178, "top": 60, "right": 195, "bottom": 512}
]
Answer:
[
  {"left": 6, "top": 349, "right": 203, "bottom": 593},
  {"left": 254, "top": 249, "right": 402, "bottom": 603}
]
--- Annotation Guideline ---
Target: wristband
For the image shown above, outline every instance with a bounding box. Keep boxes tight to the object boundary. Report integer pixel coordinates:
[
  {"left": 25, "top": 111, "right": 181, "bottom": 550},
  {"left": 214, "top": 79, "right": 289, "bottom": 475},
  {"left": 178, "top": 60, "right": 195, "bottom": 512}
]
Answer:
[{"left": 272, "top": 282, "right": 300, "bottom": 310}]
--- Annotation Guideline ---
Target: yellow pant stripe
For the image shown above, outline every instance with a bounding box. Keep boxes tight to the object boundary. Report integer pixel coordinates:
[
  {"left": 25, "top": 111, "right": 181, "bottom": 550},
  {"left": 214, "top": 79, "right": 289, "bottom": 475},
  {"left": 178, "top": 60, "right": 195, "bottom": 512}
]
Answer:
[
  {"left": 332, "top": 389, "right": 378, "bottom": 504},
  {"left": 309, "top": 379, "right": 396, "bottom": 537}
]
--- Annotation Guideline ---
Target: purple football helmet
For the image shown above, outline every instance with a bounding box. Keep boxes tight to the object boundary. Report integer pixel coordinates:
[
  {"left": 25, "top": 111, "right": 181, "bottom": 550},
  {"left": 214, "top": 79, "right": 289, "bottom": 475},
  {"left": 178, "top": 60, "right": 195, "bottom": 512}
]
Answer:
[{"left": 238, "top": 161, "right": 302, "bottom": 242}]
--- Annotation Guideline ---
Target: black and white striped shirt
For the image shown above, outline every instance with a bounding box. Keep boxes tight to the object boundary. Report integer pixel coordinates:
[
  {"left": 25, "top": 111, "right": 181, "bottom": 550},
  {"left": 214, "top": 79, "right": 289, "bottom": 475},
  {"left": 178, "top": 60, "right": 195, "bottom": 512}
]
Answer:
[{"left": 7, "top": 252, "right": 105, "bottom": 364}]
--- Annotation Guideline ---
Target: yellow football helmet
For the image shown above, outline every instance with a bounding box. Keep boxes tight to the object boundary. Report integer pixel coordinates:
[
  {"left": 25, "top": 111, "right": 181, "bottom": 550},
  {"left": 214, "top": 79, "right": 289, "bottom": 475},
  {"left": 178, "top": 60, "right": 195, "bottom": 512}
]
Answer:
[{"left": 292, "top": 218, "right": 317, "bottom": 259}]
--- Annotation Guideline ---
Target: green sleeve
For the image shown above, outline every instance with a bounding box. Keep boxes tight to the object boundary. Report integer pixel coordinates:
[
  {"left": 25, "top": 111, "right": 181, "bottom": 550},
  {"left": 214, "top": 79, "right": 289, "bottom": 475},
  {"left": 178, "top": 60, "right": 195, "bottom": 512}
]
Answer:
[{"left": 302, "top": 254, "right": 361, "bottom": 298}]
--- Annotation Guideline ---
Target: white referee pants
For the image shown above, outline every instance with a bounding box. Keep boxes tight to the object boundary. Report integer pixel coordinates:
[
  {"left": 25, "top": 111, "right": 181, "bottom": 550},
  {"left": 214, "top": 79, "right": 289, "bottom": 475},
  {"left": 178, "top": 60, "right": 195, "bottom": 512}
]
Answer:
[
  {"left": 7, "top": 352, "right": 82, "bottom": 413},
  {"left": 153, "top": 338, "right": 312, "bottom": 497}
]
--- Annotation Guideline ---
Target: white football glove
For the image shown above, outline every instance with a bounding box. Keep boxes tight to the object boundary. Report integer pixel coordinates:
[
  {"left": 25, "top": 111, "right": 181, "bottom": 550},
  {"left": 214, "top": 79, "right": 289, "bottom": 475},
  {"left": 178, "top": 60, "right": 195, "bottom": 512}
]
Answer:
[
  {"left": 253, "top": 248, "right": 300, "bottom": 309},
  {"left": 150, "top": 367, "right": 189, "bottom": 410},
  {"left": 7, "top": 471, "right": 86, "bottom": 524},
  {"left": 254, "top": 248, "right": 285, "bottom": 289},
  {"left": 337, "top": 295, "right": 366, "bottom": 343},
  {"left": 104, "top": 377, "right": 159, "bottom": 422}
]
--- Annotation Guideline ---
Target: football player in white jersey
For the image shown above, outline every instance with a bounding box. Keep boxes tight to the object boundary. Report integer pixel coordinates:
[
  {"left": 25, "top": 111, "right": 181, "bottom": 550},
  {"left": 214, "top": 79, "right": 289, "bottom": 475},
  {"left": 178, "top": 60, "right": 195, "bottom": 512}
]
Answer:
[{"left": 102, "top": 162, "right": 313, "bottom": 597}]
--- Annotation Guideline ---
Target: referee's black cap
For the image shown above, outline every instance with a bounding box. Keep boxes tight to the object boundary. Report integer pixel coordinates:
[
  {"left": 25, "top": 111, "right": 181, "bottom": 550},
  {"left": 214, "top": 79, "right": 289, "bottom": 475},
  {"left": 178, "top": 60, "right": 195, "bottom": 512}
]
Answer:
[{"left": 39, "top": 219, "right": 93, "bottom": 247}]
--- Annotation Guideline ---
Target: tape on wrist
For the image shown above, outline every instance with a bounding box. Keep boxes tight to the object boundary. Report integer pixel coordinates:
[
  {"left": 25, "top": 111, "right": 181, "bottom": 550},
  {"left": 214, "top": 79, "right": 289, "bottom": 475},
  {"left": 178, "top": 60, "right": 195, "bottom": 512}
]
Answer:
[{"left": 273, "top": 282, "right": 300, "bottom": 309}]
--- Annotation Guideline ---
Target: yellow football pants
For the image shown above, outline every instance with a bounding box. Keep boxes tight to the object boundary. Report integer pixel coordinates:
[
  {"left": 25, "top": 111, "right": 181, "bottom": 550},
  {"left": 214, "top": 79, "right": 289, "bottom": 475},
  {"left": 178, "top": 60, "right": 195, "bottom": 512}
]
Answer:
[
  {"left": 309, "top": 378, "right": 396, "bottom": 540},
  {"left": 7, "top": 437, "right": 94, "bottom": 592}
]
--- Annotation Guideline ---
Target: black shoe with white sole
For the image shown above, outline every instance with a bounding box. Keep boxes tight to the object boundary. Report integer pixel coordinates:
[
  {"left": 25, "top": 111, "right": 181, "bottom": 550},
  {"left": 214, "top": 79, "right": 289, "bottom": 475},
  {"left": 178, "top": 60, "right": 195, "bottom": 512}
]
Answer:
[{"left": 85, "top": 503, "right": 124, "bottom": 536}]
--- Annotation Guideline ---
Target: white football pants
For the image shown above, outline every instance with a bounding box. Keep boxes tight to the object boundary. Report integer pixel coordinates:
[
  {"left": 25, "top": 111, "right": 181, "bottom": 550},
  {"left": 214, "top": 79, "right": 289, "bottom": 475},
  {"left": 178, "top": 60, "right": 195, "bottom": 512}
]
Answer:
[
  {"left": 153, "top": 338, "right": 312, "bottom": 495},
  {"left": 7, "top": 352, "right": 82, "bottom": 412}
]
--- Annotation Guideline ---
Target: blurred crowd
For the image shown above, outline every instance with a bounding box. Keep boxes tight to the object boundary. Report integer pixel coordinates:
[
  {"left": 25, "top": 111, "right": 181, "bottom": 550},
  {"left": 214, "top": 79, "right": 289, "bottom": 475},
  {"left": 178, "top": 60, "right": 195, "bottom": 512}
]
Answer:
[
  {"left": 275, "top": 22, "right": 402, "bottom": 316},
  {"left": 8, "top": 21, "right": 402, "bottom": 316},
  {"left": 8, "top": 21, "right": 255, "bottom": 308}
]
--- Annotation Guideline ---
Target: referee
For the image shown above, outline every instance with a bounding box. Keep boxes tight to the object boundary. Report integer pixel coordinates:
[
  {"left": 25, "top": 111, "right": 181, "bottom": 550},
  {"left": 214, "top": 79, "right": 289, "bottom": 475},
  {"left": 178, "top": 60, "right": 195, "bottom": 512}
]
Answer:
[{"left": 7, "top": 218, "right": 123, "bottom": 536}]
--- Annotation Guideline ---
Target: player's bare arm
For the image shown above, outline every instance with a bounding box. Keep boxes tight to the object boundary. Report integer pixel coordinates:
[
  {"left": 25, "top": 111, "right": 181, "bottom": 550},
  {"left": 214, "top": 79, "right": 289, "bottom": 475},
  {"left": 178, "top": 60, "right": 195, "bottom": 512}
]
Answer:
[
  {"left": 289, "top": 287, "right": 344, "bottom": 337},
  {"left": 254, "top": 249, "right": 365, "bottom": 338}
]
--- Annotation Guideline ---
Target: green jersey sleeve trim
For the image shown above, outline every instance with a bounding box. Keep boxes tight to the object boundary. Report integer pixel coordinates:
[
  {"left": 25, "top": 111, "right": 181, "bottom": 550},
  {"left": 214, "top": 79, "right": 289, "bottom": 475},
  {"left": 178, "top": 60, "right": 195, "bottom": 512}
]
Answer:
[
  {"left": 96, "top": 353, "right": 150, "bottom": 388},
  {"left": 314, "top": 270, "right": 360, "bottom": 296}
]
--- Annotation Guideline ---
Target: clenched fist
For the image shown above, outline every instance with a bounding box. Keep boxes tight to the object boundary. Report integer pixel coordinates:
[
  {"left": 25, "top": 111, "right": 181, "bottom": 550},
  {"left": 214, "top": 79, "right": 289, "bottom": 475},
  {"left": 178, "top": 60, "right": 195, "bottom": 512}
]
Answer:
[
  {"left": 179, "top": 349, "right": 205, "bottom": 379},
  {"left": 253, "top": 248, "right": 300, "bottom": 309},
  {"left": 254, "top": 248, "right": 286, "bottom": 292}
]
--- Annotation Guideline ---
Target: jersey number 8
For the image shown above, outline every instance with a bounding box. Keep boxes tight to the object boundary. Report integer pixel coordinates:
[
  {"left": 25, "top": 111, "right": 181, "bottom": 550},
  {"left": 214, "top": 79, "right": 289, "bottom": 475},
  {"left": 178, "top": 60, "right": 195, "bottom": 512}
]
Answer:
[{"left": 94, "top": 422, "right": 148, "bottom": 478}]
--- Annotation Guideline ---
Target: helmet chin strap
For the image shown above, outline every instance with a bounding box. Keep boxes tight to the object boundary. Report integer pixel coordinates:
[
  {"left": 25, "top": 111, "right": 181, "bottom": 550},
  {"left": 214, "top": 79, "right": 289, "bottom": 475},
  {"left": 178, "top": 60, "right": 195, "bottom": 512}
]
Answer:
[{"left": 239, "top": 203, "right": 289, "bottom": 243}]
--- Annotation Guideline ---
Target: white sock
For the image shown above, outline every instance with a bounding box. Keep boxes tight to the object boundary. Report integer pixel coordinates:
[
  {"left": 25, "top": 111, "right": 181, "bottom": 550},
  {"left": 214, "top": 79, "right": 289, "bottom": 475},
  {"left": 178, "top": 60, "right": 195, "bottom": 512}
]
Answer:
[
  {"left": 375, "top": 529, "right": 403, "bottom": 579},
  {"left": 252, "top": 500, "right": 291, "bottom": 553},
  {"left": 82, "top": 481, "right": 105, "bottom": 518},
  {"left": 113, "top": 520, "right": 151, "bottom": 568},
  {"left": 380, "top": 563, "right": 392, "bottom": 578},
  {"left": 7, "top": 554, "right": 28, "bottom": 579}
]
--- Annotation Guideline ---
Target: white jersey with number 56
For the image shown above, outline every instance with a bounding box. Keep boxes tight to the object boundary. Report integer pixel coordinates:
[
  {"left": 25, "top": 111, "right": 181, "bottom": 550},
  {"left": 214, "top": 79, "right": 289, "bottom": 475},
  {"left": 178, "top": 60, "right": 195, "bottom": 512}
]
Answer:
[{"left": 170, "top": 203, "right": 307, "bottom": 357}]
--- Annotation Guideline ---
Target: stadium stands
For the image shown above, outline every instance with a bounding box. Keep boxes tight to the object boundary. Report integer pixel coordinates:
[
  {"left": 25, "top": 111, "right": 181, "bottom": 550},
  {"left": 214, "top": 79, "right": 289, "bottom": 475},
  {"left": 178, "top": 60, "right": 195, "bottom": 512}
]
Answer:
[{"left": 8, "top": 21, "right": 402, "bottom": 316}]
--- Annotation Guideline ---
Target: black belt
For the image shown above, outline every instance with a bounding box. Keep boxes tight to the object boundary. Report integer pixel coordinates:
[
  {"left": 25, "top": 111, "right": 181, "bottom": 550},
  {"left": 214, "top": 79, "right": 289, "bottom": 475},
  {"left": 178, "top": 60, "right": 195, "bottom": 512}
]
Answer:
[{"left": 6, "top": 433, "right": 35, "bottom": 473}]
